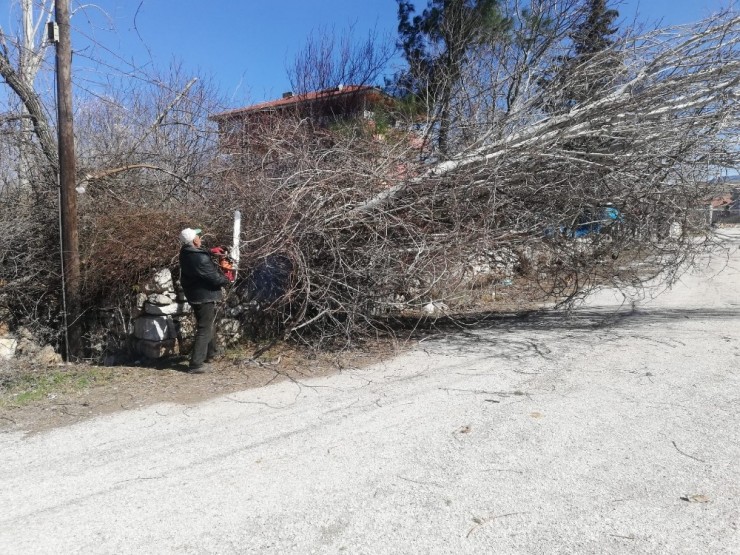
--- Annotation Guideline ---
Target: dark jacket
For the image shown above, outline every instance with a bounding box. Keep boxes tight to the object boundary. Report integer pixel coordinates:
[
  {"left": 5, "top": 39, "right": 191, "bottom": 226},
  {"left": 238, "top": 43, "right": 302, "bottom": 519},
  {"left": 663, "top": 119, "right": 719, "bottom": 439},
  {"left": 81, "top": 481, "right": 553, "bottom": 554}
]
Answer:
[{"left": 179, "top": 245, "right": 230, "bottom": 304}]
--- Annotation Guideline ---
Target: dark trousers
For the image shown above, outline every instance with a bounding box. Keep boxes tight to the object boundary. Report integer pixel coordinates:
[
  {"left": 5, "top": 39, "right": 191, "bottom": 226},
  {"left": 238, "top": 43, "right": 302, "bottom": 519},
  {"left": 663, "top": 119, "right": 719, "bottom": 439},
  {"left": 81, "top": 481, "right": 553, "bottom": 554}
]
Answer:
[{"left": 190, "top": 302, "right": 218, "bottom": 366}]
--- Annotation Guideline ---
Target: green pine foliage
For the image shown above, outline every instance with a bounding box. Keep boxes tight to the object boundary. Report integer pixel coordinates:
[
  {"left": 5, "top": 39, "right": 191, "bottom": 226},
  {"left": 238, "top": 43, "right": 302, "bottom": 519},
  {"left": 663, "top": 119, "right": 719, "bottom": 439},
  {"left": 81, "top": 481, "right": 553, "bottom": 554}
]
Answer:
[
  {"left": 541, "top": 0, "right": 621, "bottom": 113},
  {"left": 572, "top": 0, "right": 619, "bottom": 58},
  {"left": 395, "top": 0, "right": 511, "bottom": 154}
]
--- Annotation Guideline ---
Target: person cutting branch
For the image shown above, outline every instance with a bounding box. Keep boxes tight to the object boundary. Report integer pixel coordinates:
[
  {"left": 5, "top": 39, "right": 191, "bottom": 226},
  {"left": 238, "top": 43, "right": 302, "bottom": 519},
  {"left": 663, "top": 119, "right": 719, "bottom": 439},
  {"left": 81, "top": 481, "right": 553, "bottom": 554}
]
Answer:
[{"left": 178, "top": 227, "right": 232, "bottom": 373}]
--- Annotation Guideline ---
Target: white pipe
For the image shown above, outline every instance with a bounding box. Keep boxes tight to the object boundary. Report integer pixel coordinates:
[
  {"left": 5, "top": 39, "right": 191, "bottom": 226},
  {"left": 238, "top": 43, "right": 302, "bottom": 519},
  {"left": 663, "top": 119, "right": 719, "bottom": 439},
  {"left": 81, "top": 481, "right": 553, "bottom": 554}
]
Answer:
[{"left": 232, "top": 210, "right": 241, "bottom": 281}]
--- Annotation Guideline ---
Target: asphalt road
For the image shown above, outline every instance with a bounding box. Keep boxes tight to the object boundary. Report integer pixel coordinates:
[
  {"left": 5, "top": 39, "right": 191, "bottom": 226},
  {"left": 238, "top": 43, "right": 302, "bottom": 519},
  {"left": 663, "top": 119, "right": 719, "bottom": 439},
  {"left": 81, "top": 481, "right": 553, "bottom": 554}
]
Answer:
[{"left": 1, "top": 231, "right": 739, "bottom": 554}]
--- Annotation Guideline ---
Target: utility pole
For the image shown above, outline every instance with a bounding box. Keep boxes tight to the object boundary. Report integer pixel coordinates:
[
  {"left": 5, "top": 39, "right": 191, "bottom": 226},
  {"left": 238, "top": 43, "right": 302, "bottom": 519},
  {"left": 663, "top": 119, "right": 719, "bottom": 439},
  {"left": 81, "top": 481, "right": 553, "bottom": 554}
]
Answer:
[{"left": 54, "top": 0, "right": 81, "bottom": 360}]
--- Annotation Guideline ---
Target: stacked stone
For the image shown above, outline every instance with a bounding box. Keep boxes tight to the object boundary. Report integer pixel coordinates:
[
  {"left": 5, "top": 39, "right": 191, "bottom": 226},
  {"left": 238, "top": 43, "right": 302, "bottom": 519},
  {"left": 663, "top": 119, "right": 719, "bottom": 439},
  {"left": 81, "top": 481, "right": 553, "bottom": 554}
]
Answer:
[
  {"left": 468, "top": 248, "right": 519, "bottom": 279},
  {"left": 131, "top": 268, "right": 245, "bottom": 360},
  {"left": 132, "top": 269, "right": 191, "bottom": 359}
]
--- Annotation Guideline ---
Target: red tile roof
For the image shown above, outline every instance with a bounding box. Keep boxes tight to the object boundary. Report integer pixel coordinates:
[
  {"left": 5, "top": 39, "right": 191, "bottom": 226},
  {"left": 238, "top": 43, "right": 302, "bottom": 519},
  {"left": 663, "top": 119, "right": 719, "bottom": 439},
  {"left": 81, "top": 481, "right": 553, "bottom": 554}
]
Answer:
[
  {"left": 211, "top": 85, "right": 378, "bottom": 121},
  {"left": 709, "top": 193, "right": 732, "bottom": 208}
]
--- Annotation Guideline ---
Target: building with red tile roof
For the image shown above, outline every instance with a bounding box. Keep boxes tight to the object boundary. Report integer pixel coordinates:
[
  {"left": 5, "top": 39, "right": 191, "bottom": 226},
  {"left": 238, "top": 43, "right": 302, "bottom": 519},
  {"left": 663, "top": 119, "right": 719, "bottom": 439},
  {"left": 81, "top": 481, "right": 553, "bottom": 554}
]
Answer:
[
  {"left": 211, "top": 85, "right": 383, "bottom": 120},
  {"left": 210, "top": 85, "right": 392, "bottom": 153}
]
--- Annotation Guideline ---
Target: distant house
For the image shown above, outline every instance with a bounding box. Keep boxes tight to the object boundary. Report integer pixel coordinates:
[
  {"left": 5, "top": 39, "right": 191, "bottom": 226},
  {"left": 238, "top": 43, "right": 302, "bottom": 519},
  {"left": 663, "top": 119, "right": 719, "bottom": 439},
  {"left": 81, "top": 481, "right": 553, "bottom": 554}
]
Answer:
[
  {"left": 210, "top": 85, "right": 393, "bottom": 154},
  {"left": 707, "top": 179, "right": 740, "bottom": 224},
  {"left": 709, "top": 193, "right": 732, "bottom": 209}
]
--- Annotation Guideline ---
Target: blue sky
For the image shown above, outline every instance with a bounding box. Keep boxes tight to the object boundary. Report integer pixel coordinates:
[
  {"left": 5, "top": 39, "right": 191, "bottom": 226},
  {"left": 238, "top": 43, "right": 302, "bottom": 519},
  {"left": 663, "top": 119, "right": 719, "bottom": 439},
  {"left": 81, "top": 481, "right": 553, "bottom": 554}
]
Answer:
[{"left": 0, "top": 0, "right": 733, "bottom": 109}]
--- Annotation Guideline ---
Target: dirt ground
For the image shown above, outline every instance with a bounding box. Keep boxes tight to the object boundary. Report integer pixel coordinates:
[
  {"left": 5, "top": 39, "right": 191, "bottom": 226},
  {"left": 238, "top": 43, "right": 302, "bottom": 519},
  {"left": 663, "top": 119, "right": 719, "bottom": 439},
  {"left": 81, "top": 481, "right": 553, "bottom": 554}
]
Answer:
[
  {"left": 0, "top": 340, "right": 400, "bottom": 435},
  {"left": 0, "top": 282, "right": 546, "bottom": 435}
]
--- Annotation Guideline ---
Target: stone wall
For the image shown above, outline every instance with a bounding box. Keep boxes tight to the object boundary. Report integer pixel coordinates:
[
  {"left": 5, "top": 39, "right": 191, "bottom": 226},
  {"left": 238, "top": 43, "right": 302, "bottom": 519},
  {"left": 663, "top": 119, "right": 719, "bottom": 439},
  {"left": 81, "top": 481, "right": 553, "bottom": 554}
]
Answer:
[
  {"left": 131, "top": 268, "right": 183, "bottom": 359},
  {"left": 0, "top": 266, "right": 262, "bottom": 365},
  {"left": 131, "top": 268, "right": 244, "bottom": 360}
]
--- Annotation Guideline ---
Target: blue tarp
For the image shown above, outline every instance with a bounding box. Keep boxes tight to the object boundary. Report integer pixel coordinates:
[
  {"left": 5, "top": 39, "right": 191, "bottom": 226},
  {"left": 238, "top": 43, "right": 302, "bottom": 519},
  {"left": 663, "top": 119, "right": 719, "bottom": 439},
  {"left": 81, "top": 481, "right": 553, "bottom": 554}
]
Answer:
[{"left": 546, "top": 206, "right": 623, "bottom": 238}]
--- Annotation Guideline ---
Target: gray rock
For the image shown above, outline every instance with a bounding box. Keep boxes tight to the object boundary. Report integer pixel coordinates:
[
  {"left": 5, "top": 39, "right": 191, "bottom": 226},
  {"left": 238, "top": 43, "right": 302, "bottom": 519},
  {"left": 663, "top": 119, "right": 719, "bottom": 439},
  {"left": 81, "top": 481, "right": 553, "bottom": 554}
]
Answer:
[
  {"left": 134, "top": 316, "right": 177, "bottom": 341},
  {"left": 135, "top": 293, "right": 148, "bottom": 309},
  {"left": 136, "top": 339, "right": 178, "bottom": 359},
  {"left": 144, "top": 302, "right": 180, "bottom": 316},
  {"left": 217, "top": 318, "right": 242, "bottom": 344},
  {"left": 0, "top": 337, "right": 18, "bottom": 360},
  {"left": 153, "top": 268, "right": 173, "bottom": 292},
  {"left": 423, "top": 301, "right": 448, "bottom": 317},
  {"left": 147, "top": 294, "right": 173, "bottom": 306},
  {"left": 34, "top": 345, "right": 62, "bottom": 366},
  {"left": 16, "top": 337, "right": 41, "bottom": 357}
]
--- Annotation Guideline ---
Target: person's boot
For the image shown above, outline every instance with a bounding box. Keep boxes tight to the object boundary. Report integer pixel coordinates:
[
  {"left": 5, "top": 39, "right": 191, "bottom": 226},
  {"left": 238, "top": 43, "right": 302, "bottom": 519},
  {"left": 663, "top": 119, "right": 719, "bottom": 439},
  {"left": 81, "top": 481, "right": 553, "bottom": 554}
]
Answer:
[{"left": 187, "top": 362, "right": 209, "bottom": 374}]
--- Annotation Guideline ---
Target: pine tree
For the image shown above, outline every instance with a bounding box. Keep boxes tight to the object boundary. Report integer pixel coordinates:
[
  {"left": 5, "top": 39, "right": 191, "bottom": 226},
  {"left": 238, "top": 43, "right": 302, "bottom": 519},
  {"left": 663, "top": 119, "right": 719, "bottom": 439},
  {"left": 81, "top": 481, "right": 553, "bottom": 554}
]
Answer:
[
  {"left": 566, "top": 0, "right": 620, "bottom": 106},
  {"left": 572, "top": 0, "right": 619, "bottom": 57},
  {"left": 396, "top": 0, "right": 510, "bottom": 155},
  {"left": 540, "top": 0, "right": 620, "bottom": 114}
]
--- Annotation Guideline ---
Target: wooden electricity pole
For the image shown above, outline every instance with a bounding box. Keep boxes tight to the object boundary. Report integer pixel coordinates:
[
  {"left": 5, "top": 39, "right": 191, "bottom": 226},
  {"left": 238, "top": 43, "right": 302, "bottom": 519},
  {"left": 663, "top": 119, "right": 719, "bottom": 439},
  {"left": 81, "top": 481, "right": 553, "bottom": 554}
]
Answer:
[{"left": 54, "top": 0, "right": 81, "bottom": 360}]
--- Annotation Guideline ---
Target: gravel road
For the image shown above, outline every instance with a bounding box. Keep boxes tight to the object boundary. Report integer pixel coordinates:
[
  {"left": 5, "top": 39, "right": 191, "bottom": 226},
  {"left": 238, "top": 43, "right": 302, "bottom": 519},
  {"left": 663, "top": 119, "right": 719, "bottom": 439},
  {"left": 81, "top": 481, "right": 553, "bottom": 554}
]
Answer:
[{"left": 1, "top": 231, "right": 739, "bottom": 554}]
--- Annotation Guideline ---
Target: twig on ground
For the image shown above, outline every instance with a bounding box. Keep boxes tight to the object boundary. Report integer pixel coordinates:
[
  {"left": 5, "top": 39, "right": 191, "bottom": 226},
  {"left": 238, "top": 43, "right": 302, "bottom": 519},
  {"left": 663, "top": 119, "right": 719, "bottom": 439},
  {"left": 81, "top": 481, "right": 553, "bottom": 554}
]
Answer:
[
  {"left": 671, "top": 440, "right": 706, "bottom": 463},
  {"left": 466, "top": 512, "right": 526, "bottom": 538}
]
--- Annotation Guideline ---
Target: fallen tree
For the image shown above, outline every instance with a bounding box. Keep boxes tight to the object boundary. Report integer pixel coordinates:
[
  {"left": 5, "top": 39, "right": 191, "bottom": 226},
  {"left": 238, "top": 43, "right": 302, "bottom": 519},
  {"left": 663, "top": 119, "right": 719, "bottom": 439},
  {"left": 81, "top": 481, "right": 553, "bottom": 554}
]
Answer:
[{"left": 221, "top": 9, "right": 739, "bottom": 346}]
